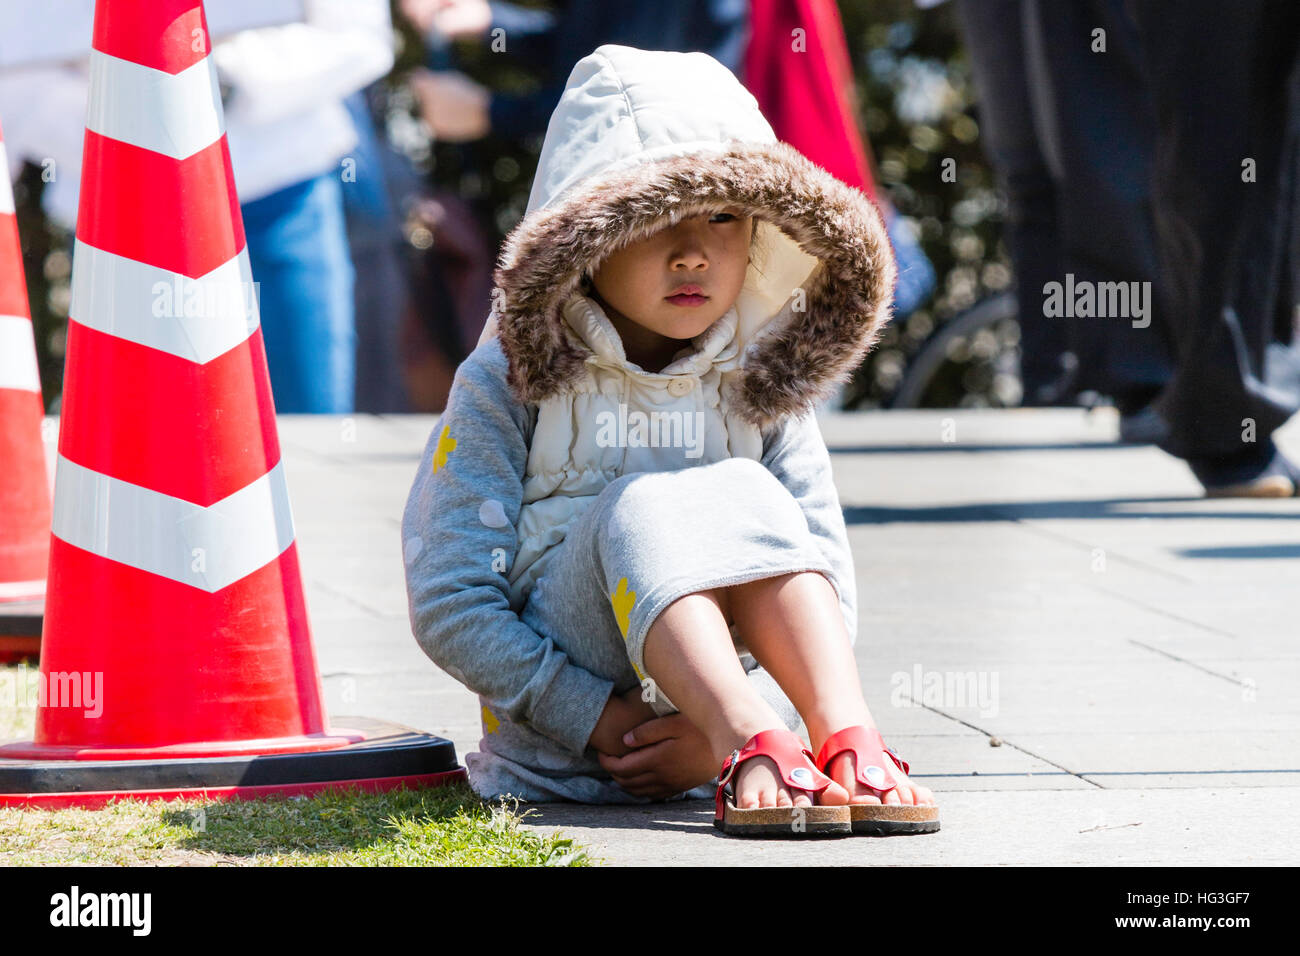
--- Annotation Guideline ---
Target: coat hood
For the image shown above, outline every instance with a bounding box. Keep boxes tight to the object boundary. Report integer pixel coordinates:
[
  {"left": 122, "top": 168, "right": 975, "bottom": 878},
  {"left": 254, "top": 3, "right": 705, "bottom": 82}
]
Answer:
[{"left": 478, "top": 44, "right": 896, "bottom": 428}]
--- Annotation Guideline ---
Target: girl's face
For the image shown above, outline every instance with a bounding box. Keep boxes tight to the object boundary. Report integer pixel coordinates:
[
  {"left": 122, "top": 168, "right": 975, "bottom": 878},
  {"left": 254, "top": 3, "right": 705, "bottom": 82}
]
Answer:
[{"left": 589, "top": 208, "right": 754, "bottom": 347}]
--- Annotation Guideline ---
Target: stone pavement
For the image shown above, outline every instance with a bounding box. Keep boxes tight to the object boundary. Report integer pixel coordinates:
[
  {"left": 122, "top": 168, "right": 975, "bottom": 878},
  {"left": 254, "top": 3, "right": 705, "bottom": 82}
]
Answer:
[{"left": 105, "top": 409, "right": 1300, "bottom": 865}]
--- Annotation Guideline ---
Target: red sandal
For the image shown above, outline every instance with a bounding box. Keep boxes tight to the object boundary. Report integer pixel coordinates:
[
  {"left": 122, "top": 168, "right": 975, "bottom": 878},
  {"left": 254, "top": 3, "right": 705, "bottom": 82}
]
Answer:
[
  {"left": 714, "top": 729, "right": 852, "bottom": 837},
  {"left": 815, "top": 726, "right": 941, "bottom": 836}
]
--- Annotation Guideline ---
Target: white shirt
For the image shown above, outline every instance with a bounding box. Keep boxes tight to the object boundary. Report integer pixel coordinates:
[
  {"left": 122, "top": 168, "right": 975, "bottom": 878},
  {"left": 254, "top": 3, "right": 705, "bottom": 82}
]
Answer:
[
  {"left": 214, "top": 0, "right": 394, "bottom": 203},
  {"left": 0, "top": 0, "right": 393, "bottom": 226}
]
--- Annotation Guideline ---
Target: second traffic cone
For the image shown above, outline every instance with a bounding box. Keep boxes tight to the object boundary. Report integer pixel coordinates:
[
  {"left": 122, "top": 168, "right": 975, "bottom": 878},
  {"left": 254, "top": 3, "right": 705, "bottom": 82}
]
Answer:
[
  {"left": 0, "top": 119, "right": 50, "bottom": 661},
  {"left": 0, "top": 0, "right": 464, "bottom": 807}
]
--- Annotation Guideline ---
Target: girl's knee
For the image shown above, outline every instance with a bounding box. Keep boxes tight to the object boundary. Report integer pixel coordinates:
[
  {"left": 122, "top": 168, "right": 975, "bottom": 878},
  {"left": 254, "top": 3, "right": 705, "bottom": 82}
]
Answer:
[
  {"left": 598, "top": 456, "right": 808, "bottom": 556},
  {"left": 598, "top": 470, "right": 684, "bottom": 540},
  {"left": 717, "top": 456, "right": 799, "bottom": 500}
]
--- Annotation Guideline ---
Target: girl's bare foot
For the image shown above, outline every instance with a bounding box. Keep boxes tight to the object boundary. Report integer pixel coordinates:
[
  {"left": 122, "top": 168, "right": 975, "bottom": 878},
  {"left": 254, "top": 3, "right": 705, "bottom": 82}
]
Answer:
[
  {"left": 823, "top": 747, "right": 937, "bottom": 808},
  {"left": 728, "top": 748, "right": 850, "bottom": 810}
]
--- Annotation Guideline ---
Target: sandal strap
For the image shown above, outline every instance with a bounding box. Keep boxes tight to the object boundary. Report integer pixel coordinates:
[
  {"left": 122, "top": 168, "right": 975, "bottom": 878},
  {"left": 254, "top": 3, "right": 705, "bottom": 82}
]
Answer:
[
  {"left": 814, "top": 725, "right": 908, "bottom": 796},
  {"left": 715, "top": 729, "right": 833, "bottom": 821}
]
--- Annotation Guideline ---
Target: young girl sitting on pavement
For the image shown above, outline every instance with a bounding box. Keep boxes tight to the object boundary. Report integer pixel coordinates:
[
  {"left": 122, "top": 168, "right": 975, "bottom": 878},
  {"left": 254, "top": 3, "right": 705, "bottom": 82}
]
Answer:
[{"left": 402, "top": 44, "right": 939, "bottom": 836}]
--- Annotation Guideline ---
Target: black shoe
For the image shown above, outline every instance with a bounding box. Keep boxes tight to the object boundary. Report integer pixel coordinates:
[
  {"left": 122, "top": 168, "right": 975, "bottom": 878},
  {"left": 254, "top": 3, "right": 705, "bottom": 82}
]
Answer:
[
  {"left": 1189, "top": 444, "right": 1300, "bottom": 498},
  {"left": 1117, "top": 405, "right": 1169, "bottom": 445}
]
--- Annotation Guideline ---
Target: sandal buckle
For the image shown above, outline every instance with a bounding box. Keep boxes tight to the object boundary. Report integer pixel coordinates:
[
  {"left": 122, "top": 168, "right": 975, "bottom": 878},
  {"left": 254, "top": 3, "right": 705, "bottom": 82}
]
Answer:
[{"left": 717, "top": 748, "right": 742, "bottom": 788}]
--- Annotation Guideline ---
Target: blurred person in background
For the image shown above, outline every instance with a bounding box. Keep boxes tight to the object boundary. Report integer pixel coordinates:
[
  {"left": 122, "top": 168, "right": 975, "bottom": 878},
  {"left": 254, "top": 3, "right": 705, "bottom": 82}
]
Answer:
[
  {"left": 954, "top": 0, "right": 1300, "bottom": 493},
  {"left": 1122, "top": 0, "right": 1300, "bottom": 496},
  {"left": 342, "top": 84, "right": 416, "bottom": 413},
  {"left": 216, "top": 0, "right": 394, "bottom": 413},
  {"left": 0, "top": 0, "right": 394, "bottom": 414},
  {"left": 954, "top": 0, "right": 1172, "bottom": 434}
]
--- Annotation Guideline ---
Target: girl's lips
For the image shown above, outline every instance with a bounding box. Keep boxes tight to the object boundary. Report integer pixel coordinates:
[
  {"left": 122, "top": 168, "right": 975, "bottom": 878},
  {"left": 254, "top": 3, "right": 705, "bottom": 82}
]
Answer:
[{"left": 666, "top": 293, "right": 710, "bottom": 307}]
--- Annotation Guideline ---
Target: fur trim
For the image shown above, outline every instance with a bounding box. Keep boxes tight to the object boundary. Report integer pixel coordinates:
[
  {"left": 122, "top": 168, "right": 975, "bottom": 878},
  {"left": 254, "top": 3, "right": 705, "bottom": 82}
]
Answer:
[{"left": 492, "top": 141, "right": 897, "bottom": 428}]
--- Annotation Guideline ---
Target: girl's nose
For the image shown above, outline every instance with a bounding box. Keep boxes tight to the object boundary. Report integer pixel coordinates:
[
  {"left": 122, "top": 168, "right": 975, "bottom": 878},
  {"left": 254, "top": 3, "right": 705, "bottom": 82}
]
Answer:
[
  {"left": 668, "top": 228, "right": 710, "bottom": 268},
  {"left": 670, "top": 246, "right": 708, "bottom": 270}
]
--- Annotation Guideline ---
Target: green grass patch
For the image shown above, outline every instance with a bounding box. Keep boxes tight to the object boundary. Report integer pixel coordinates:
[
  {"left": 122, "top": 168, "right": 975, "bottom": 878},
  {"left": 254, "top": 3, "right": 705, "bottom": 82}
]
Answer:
[
  {"left": 0, "top": 662, "right": 39, "bottom": 740},
  {"left": 1, "top": 665, "right": 593, "bottom": 866},
  {"left": 0, "top": 782, "right": 593, "bottom": 867}
]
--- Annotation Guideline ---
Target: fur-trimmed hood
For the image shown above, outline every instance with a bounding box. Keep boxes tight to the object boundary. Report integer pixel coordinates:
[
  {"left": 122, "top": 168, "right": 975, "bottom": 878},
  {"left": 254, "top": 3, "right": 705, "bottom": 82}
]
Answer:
[{"left": 476, "top": 44, "right": 896, "bottom": 429}]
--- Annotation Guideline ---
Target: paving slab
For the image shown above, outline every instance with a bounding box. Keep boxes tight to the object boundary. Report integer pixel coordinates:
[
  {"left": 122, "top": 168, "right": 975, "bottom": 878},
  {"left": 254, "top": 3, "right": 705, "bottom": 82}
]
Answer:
[
  {"left": 22, "top": 409, "right": 1299, "bottom": 865},
  {"left": 510, "top": 788, "right": 1300, "bottom": 866}
]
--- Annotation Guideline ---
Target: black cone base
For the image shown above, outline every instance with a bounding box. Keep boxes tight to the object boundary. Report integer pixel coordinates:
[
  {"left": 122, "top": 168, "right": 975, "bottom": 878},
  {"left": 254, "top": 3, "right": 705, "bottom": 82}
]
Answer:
[{"left": 0, "top": 716, "right": 467, "bottom": 808}]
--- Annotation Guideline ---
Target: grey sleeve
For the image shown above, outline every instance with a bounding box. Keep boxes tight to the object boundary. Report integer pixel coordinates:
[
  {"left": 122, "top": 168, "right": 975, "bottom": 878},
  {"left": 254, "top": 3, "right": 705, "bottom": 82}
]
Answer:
[
  {"left": 759, "top": 410, "right": 860, "bottom": 647},
  {"left": 401, "top": 341, "right": 616, "bottom": 756}
]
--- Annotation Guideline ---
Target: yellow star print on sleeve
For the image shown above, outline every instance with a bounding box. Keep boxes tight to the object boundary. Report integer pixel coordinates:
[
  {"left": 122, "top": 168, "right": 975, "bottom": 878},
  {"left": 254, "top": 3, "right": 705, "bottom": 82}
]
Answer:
[
  {"left": 609, "top": 576, "right": 647, "bottom": 681},
  {"left": 432, "top": 424, "right": 457, "bottom": 473}
]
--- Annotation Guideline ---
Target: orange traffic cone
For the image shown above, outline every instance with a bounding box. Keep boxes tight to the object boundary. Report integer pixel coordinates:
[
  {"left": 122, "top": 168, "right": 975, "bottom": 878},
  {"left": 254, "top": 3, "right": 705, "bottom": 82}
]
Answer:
[
  {"left": 0, "top": 0, "right": 464, "bottom": 807},
  {"left": 0, "top": 118, "right": 50, "bottom": 662}
]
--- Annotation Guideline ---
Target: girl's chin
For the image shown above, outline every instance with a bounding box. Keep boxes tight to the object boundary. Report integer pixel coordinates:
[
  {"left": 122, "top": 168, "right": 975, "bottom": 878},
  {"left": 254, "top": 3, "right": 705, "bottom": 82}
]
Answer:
[{"left": 657, "top": 307, "right": 723, "bottom": 335}]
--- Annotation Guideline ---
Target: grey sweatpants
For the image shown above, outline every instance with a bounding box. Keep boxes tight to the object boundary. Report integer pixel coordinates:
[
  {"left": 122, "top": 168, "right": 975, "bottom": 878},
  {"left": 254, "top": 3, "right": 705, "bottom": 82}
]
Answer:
[{"left": 465, "top": 456, "right": 839, "bottom": 803}]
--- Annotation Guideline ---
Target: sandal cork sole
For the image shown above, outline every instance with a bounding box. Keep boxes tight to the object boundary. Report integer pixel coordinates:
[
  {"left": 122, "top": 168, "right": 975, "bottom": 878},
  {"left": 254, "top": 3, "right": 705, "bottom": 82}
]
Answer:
[
  {"left": 846, "top": 802, "right": 941, "bottom": 836},
  {"left": 713, "top": 801, "right": 851, "bottom": 838}
]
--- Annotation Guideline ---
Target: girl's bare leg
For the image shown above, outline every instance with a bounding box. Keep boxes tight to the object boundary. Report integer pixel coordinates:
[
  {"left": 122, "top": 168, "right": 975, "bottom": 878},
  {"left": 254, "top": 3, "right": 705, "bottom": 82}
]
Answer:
[
  {"left": 641, "top": 588, "right": 850, "bottom": 810},
  {"left": 720, "top": 571, "right": 936, "bottom": 808}
]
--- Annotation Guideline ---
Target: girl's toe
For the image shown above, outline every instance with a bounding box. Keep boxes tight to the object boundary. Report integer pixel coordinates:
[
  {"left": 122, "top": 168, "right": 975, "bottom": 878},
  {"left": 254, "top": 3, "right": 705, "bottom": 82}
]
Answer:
[{"left": 819, "top": 780, "right": 850, "bottom": 806}]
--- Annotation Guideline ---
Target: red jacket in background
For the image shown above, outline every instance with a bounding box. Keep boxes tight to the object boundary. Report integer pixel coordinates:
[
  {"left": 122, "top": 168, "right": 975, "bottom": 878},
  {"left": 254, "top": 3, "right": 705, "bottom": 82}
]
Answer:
[{"left": 743, "top": 0, "right": 878, "bottom": 200}]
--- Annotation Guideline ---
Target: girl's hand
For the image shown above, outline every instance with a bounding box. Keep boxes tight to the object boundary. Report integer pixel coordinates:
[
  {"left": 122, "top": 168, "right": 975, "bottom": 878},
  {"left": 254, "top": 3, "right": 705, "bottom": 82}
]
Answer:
[
  {"left": 596, "top": 714, "right": 718, "bottom": 799},
  {"left": 586, "top": 686, "right": 658, "bottom": 756},
  {"left": 620, "top": 684, "right": 658, "bottom": 725}
]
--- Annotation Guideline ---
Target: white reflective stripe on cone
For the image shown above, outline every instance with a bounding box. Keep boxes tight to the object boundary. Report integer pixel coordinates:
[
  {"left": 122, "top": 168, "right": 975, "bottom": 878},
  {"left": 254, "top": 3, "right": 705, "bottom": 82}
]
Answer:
[
  {"left": 0, "top": 142, "right": 13, "bottom": 215},
  {"left": 0, "top": 315, "right": 41, "bottom": 393},
  {"left": 70, "top": 240, "right": 260, "bottom": 364},
  {"left": 51, "top": 456, "right": 296, "bottom": 592},
  {"left": 85, "top": 49, "right": 225, "bottom": 160},
  {"left": 0, "top": 580, "right": 45, "bottom": 599}
]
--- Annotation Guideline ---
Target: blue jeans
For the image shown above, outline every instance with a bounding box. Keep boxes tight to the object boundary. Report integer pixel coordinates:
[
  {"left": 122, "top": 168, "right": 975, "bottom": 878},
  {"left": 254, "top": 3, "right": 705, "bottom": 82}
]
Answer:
[{"left": 242, "top": 172, "right": 356, "bottom": 413}]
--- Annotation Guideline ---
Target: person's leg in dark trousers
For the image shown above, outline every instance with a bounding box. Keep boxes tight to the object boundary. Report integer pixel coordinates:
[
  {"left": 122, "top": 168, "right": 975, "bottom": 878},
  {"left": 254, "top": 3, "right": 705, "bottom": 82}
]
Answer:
[
  {"left": 343, "top": 89, "right": 413, "bottom": 414},
  {"left": 1128, "top": 0, "right": 1300, "bottom": 493},
  {"left": 955, "top": 0, "right": 1075, "bottom": 405},
  {"left": 1020, "top": 0, "right": 1173, "bottom": 419}
]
